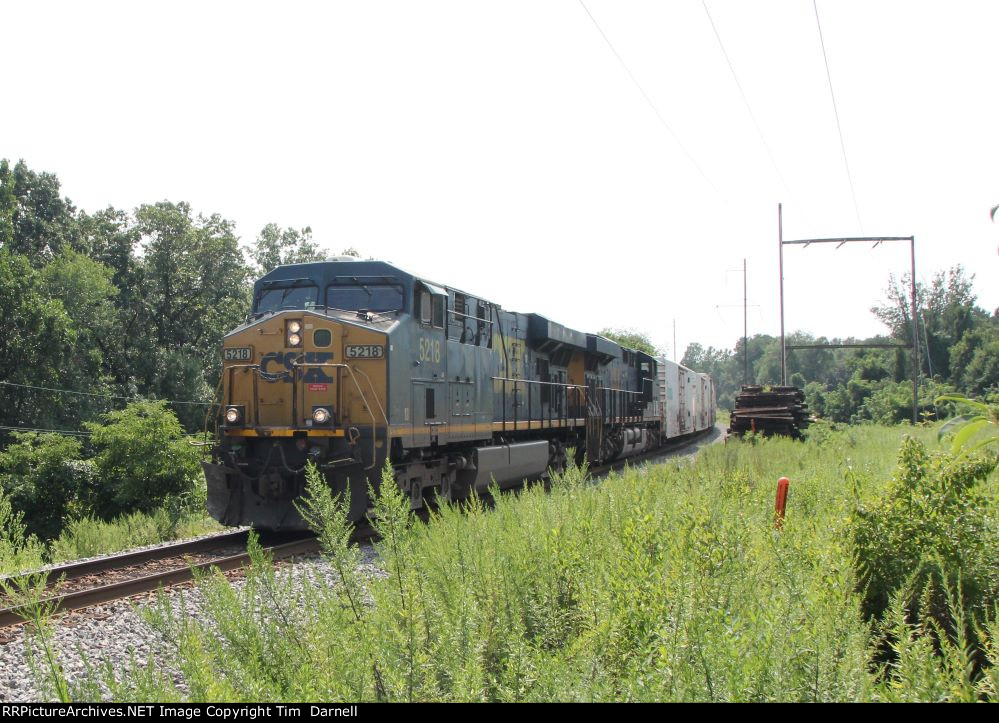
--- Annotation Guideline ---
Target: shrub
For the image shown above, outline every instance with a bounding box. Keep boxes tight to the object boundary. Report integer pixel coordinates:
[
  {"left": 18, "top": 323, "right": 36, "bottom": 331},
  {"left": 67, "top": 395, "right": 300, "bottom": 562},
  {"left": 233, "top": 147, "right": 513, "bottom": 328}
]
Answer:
[
  {"left": 0, "top": 485, "right": 45, "bottom": 573},
  {"left": 937, "top": 395, "right": 999, "bottom": 457},
  {"left": 0, "top": 432, "right": 86, "bottom": 539},
  {"left": 852, "top": 436, "right": 999, "bottom": 628},
  {"left": 872, "top": 581, "right": 996, "bottom": 702},
  {"left": 84, "top": 401, "right": 203, "bottom": 519}
]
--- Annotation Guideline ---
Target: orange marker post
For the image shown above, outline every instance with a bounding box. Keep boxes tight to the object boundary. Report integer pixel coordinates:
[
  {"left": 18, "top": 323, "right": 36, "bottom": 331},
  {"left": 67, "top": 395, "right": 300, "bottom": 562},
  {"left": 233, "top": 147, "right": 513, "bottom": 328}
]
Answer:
[{"left": 774, "top": 476, "right": 790, "bottom": 530}]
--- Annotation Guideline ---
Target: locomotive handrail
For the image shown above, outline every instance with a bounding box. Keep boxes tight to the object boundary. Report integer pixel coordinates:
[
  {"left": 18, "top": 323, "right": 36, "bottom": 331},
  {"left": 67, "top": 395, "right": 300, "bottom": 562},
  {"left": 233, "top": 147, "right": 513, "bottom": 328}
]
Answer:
[
  {"left": 490, "top": 376, "right": 587, "bottom": 389},
  {"left": 489, "top": 377, "right": 647, "bottom": 431},
  {"left": 491, "top": 376, "right": 590, "bottom": 433},
  {"left": 448, "top": 308, "right": 494, "bottom": 324},
  {"left": 226, "top": 363, "right": 262, "bottom": 426},
  {"left": 592, "top": 386, "right": 644, "bottom": 426},
  {"left": 348, "top": 364, "right": 390, "bottom": 426},
  {"left": 290, "top": 359, "right": 383, "bottom": 470},
  {"left": 447, "top": 308, "right": 494, "bottom": 346}
]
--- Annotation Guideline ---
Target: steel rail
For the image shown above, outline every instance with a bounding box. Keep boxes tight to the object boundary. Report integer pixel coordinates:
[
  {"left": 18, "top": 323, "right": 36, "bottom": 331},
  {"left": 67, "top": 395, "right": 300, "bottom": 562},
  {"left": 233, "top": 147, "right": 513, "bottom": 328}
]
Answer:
[
  {"left": 0, "top": 530, "right": 253, "bottom": 587},
  {"left": 0, "top": 535, "right": 321, "bottom": 629}
]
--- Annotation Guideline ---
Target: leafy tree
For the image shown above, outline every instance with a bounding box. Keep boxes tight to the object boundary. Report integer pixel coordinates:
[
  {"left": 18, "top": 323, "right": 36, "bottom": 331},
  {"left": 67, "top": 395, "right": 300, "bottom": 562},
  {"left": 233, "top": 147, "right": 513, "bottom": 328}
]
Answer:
[
  {"left": 249, "top": 223, "right": 324, "bottom": 273},
  {"left": 872, "top": 266, "right": 983, "bottom": 381},
  {"left": 133, "top": 202, "right": 251, "bottom": 425},
  {"left": 0, "top": 161, "right": 15, "bottom": 247},
  {"left": 0, "top": 159, "right": 77, "bottom": 261},
  {"left": 84, "top": 401, "right": 203, "bottom": 518},
  {"left": 599, "top": 328, "right": 660, "bottom": 356},
  {"left": 74, "top": 206, "right": 140, "bottom": 290},
  {"left": 949, "top": 321, "right": 999, "bottom": 396},
  {"left": 0, "top": 251, "right": 78, "bottom": 431},
  {"left": 962, "top": 338, "right": 999, "bottom": 396},
  {"left": 682, "top": 342, "right": 739, "bottom": 407},
  {"left": 136, "top": 201, "right": 248, "bottom": 354},
  {"left": 38, "top": 249, "right": 120, "bottom": 422}
]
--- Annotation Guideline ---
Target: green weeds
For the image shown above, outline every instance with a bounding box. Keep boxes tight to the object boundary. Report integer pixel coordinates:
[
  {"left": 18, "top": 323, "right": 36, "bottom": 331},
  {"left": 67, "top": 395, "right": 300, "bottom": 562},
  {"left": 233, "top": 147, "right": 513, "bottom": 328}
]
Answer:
[{"left": 23, "top": 424, "right": 999, "bottom": 701}]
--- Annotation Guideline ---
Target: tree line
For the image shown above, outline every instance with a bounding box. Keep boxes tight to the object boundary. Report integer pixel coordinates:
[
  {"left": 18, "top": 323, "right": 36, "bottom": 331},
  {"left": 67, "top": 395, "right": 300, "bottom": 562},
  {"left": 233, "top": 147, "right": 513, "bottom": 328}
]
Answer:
[
  {"left": 0, "top": 158, "right": 350, "bottom": 436},
  {"left": 0, "top": 158, "right": 349, "bottom": 542},
  {"left": 680, "top": 266, "right": 998, "bottom": 422},
  {"left": 2, "top": 157, "right": 996, "bottom": 542}
]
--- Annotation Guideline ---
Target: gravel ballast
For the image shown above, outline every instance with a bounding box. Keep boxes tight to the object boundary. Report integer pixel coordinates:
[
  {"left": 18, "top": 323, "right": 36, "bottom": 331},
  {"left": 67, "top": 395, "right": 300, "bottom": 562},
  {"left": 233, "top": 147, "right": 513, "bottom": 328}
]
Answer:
[{"left": 0, "top": 545, "right": 383, "bottom": 702}]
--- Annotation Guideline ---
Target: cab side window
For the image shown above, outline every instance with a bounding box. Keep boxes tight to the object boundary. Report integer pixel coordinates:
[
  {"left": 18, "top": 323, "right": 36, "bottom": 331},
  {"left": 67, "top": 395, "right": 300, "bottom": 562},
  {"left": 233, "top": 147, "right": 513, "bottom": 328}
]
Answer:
[
  {"left": 416, "top": 286, "right": 445, "bottom": 328},
  {"left": 418, "top": 290, "right": 432, "bottom": 325}
]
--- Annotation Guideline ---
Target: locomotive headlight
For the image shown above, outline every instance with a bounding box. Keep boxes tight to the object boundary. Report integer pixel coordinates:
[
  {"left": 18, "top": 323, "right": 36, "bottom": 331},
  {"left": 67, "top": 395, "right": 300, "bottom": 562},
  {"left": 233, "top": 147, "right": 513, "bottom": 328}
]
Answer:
[
  {"left": 286, "top": 320, "right": 303, "bottom": 348},
  {"left": 312, "top": 407, "right": 331, "bottom": 424},
  {"left": 224, "top": 406, "right": 243, "bottom": 425}
]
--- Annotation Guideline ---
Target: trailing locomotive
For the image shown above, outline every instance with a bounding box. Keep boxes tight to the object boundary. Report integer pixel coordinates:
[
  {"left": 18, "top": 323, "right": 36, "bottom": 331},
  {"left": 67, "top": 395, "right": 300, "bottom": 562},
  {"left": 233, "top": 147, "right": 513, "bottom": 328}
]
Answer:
[{"left": 203, "top": 258, "right": 715, "bottom": 529}]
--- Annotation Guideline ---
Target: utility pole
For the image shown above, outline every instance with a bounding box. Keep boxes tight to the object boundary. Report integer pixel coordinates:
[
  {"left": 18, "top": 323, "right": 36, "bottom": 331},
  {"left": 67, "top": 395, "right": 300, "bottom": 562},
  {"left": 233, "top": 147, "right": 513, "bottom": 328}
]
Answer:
[
  {"left": 743, "top": 258, "right": 748, "bottom": 385},
  {"left": 778, "top": 203, "right": 786, "bottom": 386},
  {"left": 910, "top": 236, "right": 919, "bottom": 425},
  {"left": 673, "top": 318, "right": 677, "bottom": 362},
  {"left": 778, "top": 214, "right": 919, "bottom": 423}
]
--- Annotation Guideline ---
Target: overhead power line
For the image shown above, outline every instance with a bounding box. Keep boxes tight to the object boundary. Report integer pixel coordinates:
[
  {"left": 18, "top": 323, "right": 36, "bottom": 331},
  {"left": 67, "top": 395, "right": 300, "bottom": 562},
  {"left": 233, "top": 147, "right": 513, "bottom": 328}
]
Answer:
[
  {"left": 0, "top": 424, "right": 91, "bottom": 437},
  {"left": 701, "top": 0, "right": 790, "bottom": 197},
  {"left": 0, "top": 380, "right": 214, "bottom": 406},
  {"left": 813, "top": 0, "right": 864, "bottom": 233},
  {"left": 577, "top": 0, "right": 721, "bottom": 196}
]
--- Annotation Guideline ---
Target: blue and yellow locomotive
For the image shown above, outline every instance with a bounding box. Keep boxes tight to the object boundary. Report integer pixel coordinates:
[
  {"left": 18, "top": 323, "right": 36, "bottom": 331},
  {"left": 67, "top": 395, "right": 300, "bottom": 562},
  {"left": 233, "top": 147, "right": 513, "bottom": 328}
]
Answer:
[{"left": 203, "top": 257, "right": 715, "bottom": 529}]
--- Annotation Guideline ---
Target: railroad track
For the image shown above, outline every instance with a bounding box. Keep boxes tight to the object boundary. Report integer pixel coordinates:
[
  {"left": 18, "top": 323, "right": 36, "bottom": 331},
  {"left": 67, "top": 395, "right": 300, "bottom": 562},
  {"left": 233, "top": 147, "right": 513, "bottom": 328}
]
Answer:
[
  {"left": 589, "top": 423, "right": 724, "bottom": 478},
  {"left": 0, "top": 530, "right": 322, "bottom": 629}
]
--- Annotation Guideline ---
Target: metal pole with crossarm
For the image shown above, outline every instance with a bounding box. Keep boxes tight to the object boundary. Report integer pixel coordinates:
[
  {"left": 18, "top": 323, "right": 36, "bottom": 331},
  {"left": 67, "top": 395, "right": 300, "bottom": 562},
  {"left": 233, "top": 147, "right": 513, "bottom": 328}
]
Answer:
[{"left": 777, "top": 215, "right": 918, "bottom": 423}]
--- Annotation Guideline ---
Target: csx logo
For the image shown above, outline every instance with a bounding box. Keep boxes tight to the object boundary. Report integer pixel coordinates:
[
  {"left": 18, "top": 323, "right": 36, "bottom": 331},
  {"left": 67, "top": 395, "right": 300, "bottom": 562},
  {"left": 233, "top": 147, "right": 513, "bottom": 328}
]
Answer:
[{"left": 260, "top": 352, "right": 334, "bottom": 383}]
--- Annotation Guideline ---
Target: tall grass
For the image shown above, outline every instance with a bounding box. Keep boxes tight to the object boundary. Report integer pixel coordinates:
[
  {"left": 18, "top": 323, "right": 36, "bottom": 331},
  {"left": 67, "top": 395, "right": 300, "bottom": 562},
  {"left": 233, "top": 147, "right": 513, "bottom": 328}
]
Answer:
[
  {"left": 1, "top": 498, "right": 223, "bottom": 574},
  {"left": 0, "top": 486, "right": 46, "bottom": 574},
  {"left": 36, "top": 424, "right": 999, "bottom": 701},
  {"left": 48, "top": 509, "right": 224, "bottom": 562}
]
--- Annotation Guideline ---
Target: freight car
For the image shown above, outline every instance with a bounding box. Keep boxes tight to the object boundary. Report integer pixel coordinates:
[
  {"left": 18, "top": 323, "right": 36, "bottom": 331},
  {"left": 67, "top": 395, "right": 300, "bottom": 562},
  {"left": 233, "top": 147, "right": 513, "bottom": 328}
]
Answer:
[{"left": 203, "top": 258, "right": 715, "bottom": 529}]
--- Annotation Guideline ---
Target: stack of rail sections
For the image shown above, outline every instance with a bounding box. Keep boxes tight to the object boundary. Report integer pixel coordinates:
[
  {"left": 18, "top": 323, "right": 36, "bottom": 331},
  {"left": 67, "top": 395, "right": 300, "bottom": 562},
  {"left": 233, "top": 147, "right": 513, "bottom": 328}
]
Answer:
[{"left": 728, "top": 385, "right": 810, "bottom": 438}]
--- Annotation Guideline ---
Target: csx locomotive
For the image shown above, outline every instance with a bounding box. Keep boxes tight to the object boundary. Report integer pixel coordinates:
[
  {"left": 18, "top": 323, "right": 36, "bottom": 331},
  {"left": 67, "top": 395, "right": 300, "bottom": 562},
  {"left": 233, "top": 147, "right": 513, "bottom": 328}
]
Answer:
[{"left": 203, "top": 257, "right": 715, "bottom": 529}]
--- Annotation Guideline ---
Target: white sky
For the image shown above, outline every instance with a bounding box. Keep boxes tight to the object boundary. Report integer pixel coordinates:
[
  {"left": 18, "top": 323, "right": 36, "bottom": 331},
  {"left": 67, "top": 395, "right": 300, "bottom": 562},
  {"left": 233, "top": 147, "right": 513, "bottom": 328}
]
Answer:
[{"left": 4, "top": 0, "right": 997, "bottom": 359}]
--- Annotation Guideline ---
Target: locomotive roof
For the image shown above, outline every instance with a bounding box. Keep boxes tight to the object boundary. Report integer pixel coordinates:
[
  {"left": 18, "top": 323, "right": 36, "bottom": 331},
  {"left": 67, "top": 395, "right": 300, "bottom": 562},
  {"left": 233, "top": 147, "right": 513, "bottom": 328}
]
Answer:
[
  {"left": 255, "top": 259, "right": 414, "bottom": 294},
  {"left": 256, "top": 260, "right": 658, "bottom": 364},
  {"left": 256, "top": 259, "right": 485, "bottom": 308}
]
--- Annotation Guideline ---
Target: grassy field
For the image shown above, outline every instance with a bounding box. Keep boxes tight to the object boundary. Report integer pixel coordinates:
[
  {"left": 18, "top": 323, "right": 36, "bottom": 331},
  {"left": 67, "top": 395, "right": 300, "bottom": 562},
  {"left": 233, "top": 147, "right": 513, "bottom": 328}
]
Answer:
[{"left": 31, "top": 424, "right": 999, "bottom": 701}]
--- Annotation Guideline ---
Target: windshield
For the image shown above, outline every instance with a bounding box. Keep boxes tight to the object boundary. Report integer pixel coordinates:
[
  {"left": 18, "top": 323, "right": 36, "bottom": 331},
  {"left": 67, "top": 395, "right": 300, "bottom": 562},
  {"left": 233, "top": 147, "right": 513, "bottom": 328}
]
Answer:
[
  {"left": 327, "top": 284, "right": 404, "bottom": 313},
  {"left": 254, "top": 285, "right": 319, "bottom": 314}
]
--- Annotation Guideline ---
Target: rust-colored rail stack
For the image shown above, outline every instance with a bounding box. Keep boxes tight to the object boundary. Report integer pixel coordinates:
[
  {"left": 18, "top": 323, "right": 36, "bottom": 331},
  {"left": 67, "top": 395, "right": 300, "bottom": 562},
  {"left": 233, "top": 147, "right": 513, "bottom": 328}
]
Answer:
[{"left": 728, "top": 385, "right": 810, "bottom": 438}]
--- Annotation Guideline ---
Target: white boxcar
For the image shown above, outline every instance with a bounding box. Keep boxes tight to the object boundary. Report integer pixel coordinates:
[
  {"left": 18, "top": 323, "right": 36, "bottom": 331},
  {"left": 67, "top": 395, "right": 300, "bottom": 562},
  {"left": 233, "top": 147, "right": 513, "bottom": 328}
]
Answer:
[
  {"left": 657, "top": 358, "right": 715, "bottom": 439},
  {"left": 681, "top": 365, "right": 698, "bottom": 434},
  {"left": 657, "top": 357, "right": 680, "bottom": 438},
  {"left": 700, "top": 373, "right": 716, "bottom": 429}
]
